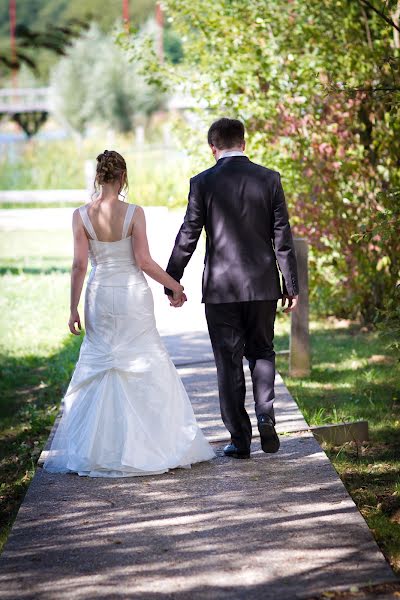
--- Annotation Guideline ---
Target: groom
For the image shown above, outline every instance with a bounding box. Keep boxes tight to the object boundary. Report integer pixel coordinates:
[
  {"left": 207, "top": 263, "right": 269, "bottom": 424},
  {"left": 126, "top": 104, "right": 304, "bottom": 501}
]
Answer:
[{"left": 165, "top": 118, "right": 299, "bottom": 459}]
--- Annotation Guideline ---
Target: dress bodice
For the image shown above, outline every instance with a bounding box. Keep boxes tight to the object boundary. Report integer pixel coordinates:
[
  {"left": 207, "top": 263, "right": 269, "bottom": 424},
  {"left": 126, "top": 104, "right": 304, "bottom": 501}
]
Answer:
[
  {"left": 79, "top": 203, "right": 146, "bottom": 286},
  {"left": 88, "top": 236, "right": 135, "bottom": 267}
]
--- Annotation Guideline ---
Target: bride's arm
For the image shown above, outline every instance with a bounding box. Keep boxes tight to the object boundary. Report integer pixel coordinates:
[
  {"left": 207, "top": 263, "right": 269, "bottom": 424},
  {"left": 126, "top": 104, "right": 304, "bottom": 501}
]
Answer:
[
  {"left": 69, "top": 209, "right": 89, "bottom": 335},
  {"left": 132, "top": 206, "right": 186, "bottom": 304}
]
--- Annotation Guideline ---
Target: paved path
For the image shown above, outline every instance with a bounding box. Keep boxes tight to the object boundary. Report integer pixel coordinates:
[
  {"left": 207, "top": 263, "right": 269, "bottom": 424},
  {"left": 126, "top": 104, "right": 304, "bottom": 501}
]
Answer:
[{"left": 0, "top": 208, "right": 397, "bottom": 598}]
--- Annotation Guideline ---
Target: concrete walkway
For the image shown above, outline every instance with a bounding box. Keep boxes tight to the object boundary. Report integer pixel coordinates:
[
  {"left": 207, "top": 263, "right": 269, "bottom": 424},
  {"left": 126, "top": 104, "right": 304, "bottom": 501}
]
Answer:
[{"left": 0, "top": 332, "right": 397, "bottom": 599}]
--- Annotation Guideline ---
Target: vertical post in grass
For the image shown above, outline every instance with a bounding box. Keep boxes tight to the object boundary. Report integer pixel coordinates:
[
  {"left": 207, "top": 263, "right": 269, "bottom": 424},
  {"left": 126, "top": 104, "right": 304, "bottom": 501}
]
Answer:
[{"left": 289, "top": 238, "right": 310, "bottom": 377}]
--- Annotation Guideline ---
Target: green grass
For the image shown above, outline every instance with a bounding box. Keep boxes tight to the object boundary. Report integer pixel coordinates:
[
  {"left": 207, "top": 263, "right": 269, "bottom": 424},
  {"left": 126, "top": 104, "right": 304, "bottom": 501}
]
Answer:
[
  {"left": 0, "top": 229, "right": 83, "bottom": 549},
  {"left": 0, "top": 228, "right": 399, "bottom": 574},
  {"left": 0, "top": 230, "right": 72, "bottom": 274},
  {"left": 0, "top": 335, "right": 82, "bottom": 550},
  {"left": 279, "top": 319, "right": 399, "bottom": 432}
]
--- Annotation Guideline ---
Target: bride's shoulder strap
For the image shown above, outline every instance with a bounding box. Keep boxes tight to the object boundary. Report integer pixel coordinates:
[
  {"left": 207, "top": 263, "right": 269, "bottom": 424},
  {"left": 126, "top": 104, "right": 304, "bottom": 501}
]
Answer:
[
  {"left": 78, "top": 205, "right": 98, "bottom": 240},
  {"left": 122, "top": 203, "right": 137, "bottom": 238}
]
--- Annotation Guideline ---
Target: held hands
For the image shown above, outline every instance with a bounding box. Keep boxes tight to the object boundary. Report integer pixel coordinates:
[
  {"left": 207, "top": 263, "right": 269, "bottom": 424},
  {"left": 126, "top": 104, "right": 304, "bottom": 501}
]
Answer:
[
  {"left": 68, "top": 310, "right": 82, "bottom": 335},
  {"left": 168, "top": 284, "right": 187, "bottom": 308},
  {"left": 281, "top": 294, "right": 299, "bottom": 314}
]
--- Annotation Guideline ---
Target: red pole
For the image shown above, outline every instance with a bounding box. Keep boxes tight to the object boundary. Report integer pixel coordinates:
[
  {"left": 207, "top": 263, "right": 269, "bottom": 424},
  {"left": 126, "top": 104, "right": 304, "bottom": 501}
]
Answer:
[
  {"left": 9, "top": 0, "right": 17, "bottom": 87},
  {"left": 155, "top": 2, "right": 164, "bottom": 63},
  {"left": 122, "top": 0, "right": 129, "bottom": 32}
]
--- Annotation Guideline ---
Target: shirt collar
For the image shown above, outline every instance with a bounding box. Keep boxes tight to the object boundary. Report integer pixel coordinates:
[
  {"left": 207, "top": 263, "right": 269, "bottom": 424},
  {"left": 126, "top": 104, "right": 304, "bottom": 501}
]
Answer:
[{"left": 218, "top": 149, "right": 246, "bottom": 160}]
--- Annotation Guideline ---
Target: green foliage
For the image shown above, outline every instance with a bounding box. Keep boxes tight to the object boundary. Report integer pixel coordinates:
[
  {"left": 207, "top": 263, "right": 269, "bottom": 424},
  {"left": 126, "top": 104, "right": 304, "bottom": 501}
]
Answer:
[
  {"left": 0, "top": 0, "right": 156, "bottom": 82},
  {"left": 51, "top": 24, "right": 164, "bottom": 134},
  {"left": 352, "top": 189, "right": 400, "bottom": 355},
  {"left": 163, "top": 27, "right": 183, "bottom": 64},
  {"left": 55, "top": 0, "right": 155, "bottom": 32},
  {"left": 375, "top": 289, "right": 400, "bottom": 359},
  {"left": 0, "top": 137, "right": 193, "bottom": 207},
  {"left": 126, "top": 0, "right": 400, "bottom": 323},
  {"left": 0, "top": 140, "right": 83, "bottom": 190},
  {"left": 0, "top": 19, "right": 87, "bottom": 78}
]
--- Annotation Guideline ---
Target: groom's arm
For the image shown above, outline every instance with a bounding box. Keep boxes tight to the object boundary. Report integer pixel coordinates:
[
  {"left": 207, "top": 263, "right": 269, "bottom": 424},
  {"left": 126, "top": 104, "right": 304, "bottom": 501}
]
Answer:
[
  {"left": 164, "top": 176, "right": 205, "bottom": 296},
  {"left": 272, "top": 173, "right": 299, "bottom": 296}
]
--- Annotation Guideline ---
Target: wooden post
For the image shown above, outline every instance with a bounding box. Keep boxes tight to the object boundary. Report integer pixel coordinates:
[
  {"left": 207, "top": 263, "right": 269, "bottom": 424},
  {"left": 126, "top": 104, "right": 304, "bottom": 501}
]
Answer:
[
  {"left": 289, "top": 238, "right": 310, "bottom": 377},
  {"left": 122, "top": 0, "right": 130, "bottom": 32},
  {"left": 9, "top": 0, "right": 17, "bottom": 90}
]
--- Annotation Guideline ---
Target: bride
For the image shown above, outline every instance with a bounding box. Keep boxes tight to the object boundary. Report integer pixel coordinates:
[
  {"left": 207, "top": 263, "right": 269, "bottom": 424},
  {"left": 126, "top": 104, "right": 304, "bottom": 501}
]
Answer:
[{"left": 43, "top": 149, "right": 216, "bottom": 477}]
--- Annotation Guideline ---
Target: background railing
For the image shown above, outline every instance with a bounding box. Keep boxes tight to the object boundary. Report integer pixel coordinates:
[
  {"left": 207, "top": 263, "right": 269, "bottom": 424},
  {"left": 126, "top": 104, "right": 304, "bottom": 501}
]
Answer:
[{"left": 0, "top": 87, "right": 51, "bottom": 113}]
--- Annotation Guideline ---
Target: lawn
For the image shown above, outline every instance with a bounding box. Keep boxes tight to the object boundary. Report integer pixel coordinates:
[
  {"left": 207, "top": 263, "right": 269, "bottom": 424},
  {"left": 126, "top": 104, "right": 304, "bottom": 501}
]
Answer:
[
  {"left": 0, "top": 228, "right": 399, "bottom": 574},
  {"left": 0, "top": 229, "right": 80, "bottom": 549}
]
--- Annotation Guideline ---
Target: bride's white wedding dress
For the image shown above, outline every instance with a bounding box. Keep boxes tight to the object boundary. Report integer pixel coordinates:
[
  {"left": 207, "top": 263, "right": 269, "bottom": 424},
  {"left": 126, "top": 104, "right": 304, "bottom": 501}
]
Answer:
[{"left": 43, "top": 203, "right": 216, "bottom": 477}]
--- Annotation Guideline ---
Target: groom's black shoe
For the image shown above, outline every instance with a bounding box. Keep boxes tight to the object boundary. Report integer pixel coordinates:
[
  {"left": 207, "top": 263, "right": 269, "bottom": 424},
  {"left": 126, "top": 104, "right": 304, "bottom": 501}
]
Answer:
[
  {"left": 257, "top": 414, "right": 280, "bottom": 453},
  {"left": 223, "top": 443, "right": 251, "bottom": 459}
]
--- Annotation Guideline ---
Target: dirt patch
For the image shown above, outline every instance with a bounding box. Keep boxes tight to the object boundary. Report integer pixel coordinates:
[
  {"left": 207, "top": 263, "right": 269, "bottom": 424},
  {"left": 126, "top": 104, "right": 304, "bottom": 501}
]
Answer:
[{"left": 368, "top": 354, "right": 396, "bottom": 366}]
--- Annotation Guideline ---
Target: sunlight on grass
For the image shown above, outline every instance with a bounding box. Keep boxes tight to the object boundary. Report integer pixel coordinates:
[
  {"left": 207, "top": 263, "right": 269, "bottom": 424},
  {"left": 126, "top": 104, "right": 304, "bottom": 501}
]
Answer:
[
  {"left": 0, "top": 230, "right": 72, "bottom": 266},
  {"left": 0, "top": 227, "right": 85, "bottom": 551},
  {"left": 294, "top": 381, "right": 353, "bottom": 390},
  {"left": 319, "top": 358, "right": 368, "bottom": 370},
  {"left": 0, "top": 272, "right": 71, "bottom": 356}
]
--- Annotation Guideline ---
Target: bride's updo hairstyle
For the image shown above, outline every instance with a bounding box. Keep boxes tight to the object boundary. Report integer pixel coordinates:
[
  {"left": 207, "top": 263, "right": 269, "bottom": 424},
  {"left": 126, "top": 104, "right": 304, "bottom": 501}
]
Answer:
[{"left": 93, "top": 149, "right": 128, "bottom": 199}]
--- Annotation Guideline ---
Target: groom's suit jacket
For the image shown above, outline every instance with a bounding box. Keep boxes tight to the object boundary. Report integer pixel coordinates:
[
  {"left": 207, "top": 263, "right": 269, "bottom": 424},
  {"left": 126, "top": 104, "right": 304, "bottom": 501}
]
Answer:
[{"left": 165, "top": 155, "right": 299, "bottom": 303}]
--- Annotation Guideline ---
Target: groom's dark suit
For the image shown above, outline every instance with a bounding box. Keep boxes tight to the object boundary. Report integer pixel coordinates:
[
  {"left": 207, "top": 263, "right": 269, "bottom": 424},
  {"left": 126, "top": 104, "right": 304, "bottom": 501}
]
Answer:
[{"left": 165, "top": 155, "right": 299, "bottom": 450}]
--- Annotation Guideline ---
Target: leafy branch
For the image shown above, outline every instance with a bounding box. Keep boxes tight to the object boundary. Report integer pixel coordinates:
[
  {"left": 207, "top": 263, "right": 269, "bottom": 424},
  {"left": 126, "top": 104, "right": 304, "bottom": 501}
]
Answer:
[{"left": 0, "top": 19, "right": 89, "bottom": 73}]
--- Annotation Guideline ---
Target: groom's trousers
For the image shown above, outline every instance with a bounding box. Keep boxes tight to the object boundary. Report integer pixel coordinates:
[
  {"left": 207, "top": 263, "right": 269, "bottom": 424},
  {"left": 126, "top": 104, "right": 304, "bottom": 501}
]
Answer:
[{"left": 205, "top": 299, "right": 278, "bottom": 450}]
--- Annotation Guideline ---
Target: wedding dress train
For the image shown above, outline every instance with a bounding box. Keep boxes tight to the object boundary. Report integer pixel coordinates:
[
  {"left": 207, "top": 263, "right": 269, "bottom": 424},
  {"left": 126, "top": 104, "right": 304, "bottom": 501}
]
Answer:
[{"left": 43, "top": 203, "right": 216, "bottom": 477}]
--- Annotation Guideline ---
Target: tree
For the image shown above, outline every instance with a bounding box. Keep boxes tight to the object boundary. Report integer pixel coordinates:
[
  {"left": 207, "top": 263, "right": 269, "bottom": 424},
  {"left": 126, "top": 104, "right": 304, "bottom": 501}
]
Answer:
[
  {"left": 51, "top": 24, "right": 164, "bottom": 134},
  {"left": 0, "top": 0, "right": 155, "bottom": 81},
  {"left": 0, "top": 17, "right": 87, "bottom": 80}
]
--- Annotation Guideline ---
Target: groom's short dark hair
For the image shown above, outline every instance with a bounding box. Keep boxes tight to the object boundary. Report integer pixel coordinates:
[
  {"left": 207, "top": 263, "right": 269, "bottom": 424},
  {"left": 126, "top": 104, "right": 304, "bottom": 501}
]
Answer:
[{"left": 207, "top": 118, "right": 245, "bottom": 149}]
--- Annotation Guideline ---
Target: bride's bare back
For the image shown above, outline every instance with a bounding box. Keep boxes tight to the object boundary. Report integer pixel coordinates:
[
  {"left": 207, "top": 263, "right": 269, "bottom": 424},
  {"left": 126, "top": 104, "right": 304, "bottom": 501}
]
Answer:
[{"left": 84, "top": 199, "right": 134, "bottom": 242}]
